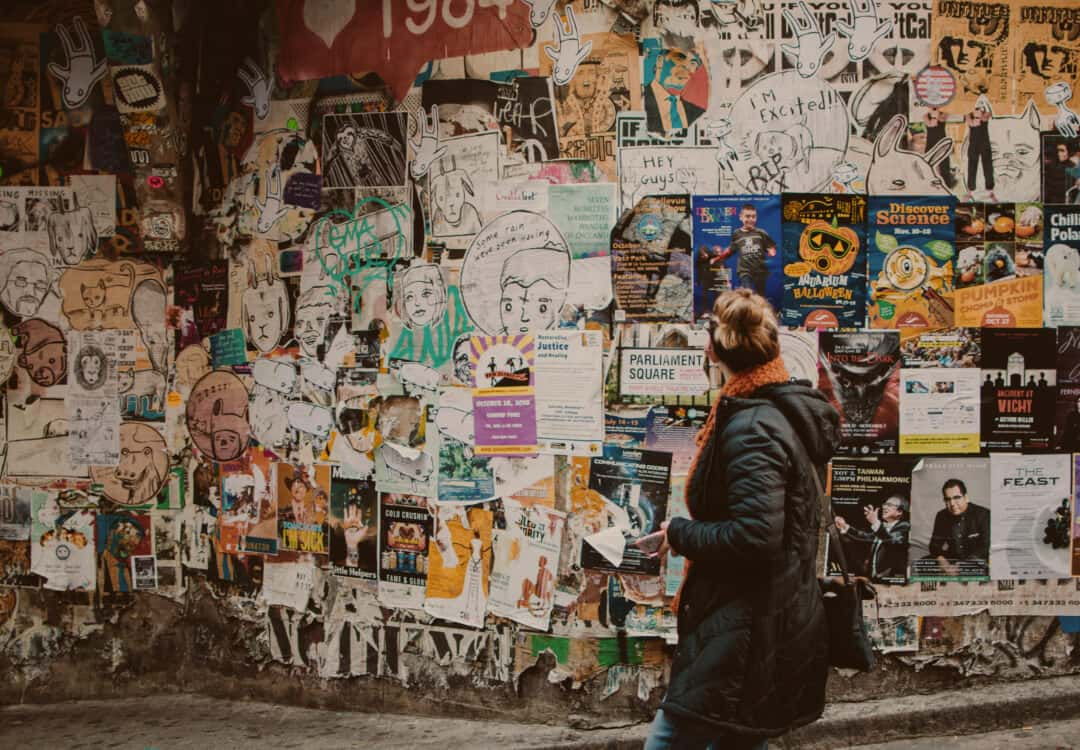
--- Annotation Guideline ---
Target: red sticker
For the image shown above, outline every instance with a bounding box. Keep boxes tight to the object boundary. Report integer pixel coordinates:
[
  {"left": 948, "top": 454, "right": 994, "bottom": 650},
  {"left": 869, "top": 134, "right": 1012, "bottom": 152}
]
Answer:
[{"left": 147, "top": 175, "right": 164, "bottom": 188}]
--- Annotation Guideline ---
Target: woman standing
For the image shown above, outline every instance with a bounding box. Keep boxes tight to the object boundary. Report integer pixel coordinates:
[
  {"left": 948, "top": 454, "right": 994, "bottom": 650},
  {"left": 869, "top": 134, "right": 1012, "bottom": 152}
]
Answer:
[{"left": 642, "top": 289, "right": 840, "bottom": 749}]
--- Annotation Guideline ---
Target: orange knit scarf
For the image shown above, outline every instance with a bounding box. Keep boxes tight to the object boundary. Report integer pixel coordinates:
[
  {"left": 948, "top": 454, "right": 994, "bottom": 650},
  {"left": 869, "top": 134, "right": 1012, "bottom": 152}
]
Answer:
[{"left": 672, "top": 355, "right": 791, "bottom": 613}]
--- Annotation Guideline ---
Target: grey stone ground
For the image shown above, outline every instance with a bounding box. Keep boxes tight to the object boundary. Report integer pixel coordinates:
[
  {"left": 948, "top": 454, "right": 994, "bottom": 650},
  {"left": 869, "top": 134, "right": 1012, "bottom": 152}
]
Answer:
[{"left": 3, "top": 682, "right": 1080, "bottom": 749}]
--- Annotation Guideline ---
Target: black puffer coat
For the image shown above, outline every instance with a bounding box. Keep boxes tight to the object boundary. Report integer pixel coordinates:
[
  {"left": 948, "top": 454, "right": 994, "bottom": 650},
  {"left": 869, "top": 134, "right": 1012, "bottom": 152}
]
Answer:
[{"left": 662, "top": 381, "right": 841, "bottom": 737}]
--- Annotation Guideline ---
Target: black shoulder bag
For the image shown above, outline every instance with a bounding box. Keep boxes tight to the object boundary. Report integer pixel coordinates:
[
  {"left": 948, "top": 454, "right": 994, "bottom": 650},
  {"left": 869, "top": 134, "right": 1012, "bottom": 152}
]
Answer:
[{"left": 808, "top": 466, "right": 878, "bottom": 672}]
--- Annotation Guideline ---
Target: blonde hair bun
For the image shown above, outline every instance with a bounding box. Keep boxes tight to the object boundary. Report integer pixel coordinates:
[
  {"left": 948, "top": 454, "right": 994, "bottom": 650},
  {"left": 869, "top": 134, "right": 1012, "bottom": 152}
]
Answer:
[{"left": 710, "top": 289, "right": 780, "bottom": 371}]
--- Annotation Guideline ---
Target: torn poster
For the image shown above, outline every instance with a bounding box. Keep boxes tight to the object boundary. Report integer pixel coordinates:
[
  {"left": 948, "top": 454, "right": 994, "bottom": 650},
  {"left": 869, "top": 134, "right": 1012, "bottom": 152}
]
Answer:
[
  {"left": 0, "top": 485, "right": 31, "bottom": 541},
  {"left": 470, "top": 335, "right": 538, "bottom": 457},
  {"left": 424, "top": 504, "right": 494, "bottom": 629},
  {"left": 611, "top": 194, "right": 694, "bottom": 323},
  {"left": 579, "top": 446, "right": 672, "bottom": 576},
  {"left": 378, "top": 493, "right": 432, "bottom": 610},
  {"left": 69, "top": 174, "right": 117, "bottom": 238},
  {"left": 275, "top": 1, "right": 533, "bottom": 101},
  {"left": 489, "top": 498, "right": 565, "bottom": 631},
  {"left": 434, "top": 386, "right": 494, "bottom": 504},
  {"left": 262, "top": 559, "right": 318, "bottom": 610},
  {"left": 534, "top": 330, "right": 605, "bottom": 456},
  {"left": 66, "top": 329, "right": 120, "bottom": 467},
  {"left": 220, "top": 447, "right": 279, "bottom": 556}
]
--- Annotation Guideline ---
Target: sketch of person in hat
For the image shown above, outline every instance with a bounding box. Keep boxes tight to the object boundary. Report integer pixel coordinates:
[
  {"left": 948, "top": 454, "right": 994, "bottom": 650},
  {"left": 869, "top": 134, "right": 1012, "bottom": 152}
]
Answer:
[{"left": 497, "top": 245, "right": 571, "bottom": 335}]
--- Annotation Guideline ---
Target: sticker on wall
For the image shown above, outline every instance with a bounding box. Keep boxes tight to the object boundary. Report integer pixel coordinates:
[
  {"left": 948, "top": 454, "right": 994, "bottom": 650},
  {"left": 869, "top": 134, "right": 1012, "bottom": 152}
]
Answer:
[
  {"left": 110, "top": 64, "right": 165, "bottom": 113},
  {"left": 185, "top": 371, "right": 251, "bottom": 463},
  {"left": 90, "top": 423, "right": 169, "bottom": 507}
]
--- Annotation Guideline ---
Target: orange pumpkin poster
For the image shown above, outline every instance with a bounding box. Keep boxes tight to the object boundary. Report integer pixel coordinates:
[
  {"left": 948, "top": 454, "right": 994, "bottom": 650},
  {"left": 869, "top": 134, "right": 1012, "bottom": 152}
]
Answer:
[{"left": 780, "top": 194, "right": 868, "bottom": 329}]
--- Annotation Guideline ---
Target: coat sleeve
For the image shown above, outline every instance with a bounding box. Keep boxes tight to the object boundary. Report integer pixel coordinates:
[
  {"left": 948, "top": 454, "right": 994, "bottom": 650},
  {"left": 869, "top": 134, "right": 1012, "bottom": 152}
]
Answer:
[{"left": 666, "top": 409, "right": 788, "bottom": 566}]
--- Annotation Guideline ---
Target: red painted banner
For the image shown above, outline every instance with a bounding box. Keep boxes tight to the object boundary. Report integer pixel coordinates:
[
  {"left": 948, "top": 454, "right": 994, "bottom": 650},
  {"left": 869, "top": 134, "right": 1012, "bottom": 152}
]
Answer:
[{"left": 276, "top": 0, "right": 535, "bottom": 100}]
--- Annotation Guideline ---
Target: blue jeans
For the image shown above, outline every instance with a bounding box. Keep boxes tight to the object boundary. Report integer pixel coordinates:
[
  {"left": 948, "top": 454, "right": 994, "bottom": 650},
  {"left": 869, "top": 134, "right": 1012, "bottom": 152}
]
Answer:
[{"left": 644, "top": 709, "right": 769, "bottom": 750}]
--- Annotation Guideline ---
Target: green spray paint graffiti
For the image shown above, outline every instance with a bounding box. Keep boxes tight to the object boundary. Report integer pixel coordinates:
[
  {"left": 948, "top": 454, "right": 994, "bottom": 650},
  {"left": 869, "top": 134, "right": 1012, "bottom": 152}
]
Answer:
[{"left": 312, "top": 197, "right": 411, "bottom": 316}]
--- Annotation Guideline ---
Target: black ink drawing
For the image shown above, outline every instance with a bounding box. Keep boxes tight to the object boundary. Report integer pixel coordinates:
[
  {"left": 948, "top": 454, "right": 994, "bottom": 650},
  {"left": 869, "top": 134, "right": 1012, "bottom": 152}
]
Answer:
[
  {"left": 543, "top": 8, "right": 593, "bottom": 87},
  {"left": 866, "top": 115, "right": 951, "bottom": 196},
  {"left": 48, "top": 16, "right": 107, "bottom": 109},
  {"left": 322, "top": 112, "right": 408, "bottom": 189}
]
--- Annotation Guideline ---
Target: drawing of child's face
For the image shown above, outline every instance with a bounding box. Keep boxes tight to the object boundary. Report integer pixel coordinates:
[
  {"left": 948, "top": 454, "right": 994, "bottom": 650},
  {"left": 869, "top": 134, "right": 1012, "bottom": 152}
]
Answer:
[
  {"left": 572, "top": 64, "right": 598, "bottom": 98},
  {"left": 403, "top": 279, "right": 439, "bottom": 327},
  {"left": 499, "top": 279, "right": 562, "bottom": 334}
]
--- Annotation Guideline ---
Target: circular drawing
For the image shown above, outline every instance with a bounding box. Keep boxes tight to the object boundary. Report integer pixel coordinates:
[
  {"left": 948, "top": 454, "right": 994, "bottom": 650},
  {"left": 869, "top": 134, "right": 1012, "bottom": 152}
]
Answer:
[
  {"left": 460, "top": 211, "right": 571, "bottom": 336},
  {"left": 90, "top": 422, "right": 169, "bottom": 507},
  {"left": 186, "top": 370, "right": 251, "bottom": 462},
  {"left": 728, "top": 71, "right": 849, "bottom": 194}
]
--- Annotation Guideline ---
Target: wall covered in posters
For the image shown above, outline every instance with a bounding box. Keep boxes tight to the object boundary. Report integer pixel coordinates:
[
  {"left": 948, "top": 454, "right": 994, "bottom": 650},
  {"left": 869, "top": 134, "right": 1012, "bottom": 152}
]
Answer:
[{"left": 6, "top": 0, "right": 1080, "bottom": 722}]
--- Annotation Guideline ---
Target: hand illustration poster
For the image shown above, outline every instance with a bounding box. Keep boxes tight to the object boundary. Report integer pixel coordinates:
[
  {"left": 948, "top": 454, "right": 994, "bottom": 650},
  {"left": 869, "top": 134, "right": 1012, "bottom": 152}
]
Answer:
[
  {"left": 692, "top": 195, "right": 782, "bottom": 318},
  {"left": 329, "top": 468, "right": 378, "bottom": 581},
  {"left": 781, "top": 194, "right": 868, "bottom": 328},
  {"left": 989, "top": 453, "right": 1071, "bottom": 580},
  {"left": 818, "top": 331, "right": 901, "bottom": 454},
  {"left": 909, "top": 457, "right": 991, "bottom": 582},
  {"left": 488, "top": 498, "right": 565, "bottom": 631},
  {"left": 868, "top": 196, "right": 956, "bottom": 329},
  {"left": 378, "top": 493, "right": 432, "bottom": 610}
]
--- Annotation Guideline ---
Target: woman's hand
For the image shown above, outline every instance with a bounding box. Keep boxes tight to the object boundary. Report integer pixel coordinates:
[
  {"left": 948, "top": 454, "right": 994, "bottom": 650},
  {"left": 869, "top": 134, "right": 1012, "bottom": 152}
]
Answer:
[{"left": 635, "top": 521, "right": 672, "bottom": 559}]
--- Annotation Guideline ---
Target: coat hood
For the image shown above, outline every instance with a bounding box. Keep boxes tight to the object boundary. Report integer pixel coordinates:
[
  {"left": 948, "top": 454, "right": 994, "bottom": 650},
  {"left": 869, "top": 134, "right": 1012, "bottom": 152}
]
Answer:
[{"left": 735, "top": 380, "right": 841, "bottom": 464}]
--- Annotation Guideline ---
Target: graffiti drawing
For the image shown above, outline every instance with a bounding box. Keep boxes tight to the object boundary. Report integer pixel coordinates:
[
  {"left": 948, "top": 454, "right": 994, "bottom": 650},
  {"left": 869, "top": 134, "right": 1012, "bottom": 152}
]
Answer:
[
  {"left": 781, "top": 2, "right": 836, "bottom": 78},
  {"left": 866, "top": 115, "right": 952, "bottom": 196},
  {"left": 642, "top": 39, "right": 706, "bottom": 136},
  {"left": 253, "top": 164, "right": 290, "bottom": 234},
  {"left": 962, "top": 98, "right": 1042, "bottom": 201},
  {"left": 250, "top": 358, "right": 296, "bottom": 448},
  {"left": 322, "top": 112, "right": 408, "bottom": 189},
  {"left": 543, "top": 8, "right": 593, "bottom": 87},
  {"left": 461, "top": 211, "right": 571, "bottom": 336},
  {"left": 48, "top": 16, "right": 107, "bottom": 109},
  {"left": 186, "top": 371, "right": 250, "bottom": 463},
  {"left": 520, "top": 0, "right": 557, "bottom": 28},
  {"left": 0, "top": 248, "right": 52, "bottom": 318},
  {"left": 237, "top": 57, "right": 271, "bottom": 120},
  {"left": 14, "top": 319, "right": 66, "bottom": 388},
  {"left": 727, "top": 72, "right": 849, "bottom": 194},
  {"left": 1046, "top": 82, "right": 1080, "bottom": 139},
  {"left": 835, "top": 0, "right": 892, "bottom": 62},
  {"left": 72, "top": 343, "right": 108, "bottom": 391},
  {"left": 294, "top": 285, "right": 340, "bottom": 359},
  {"left": 59, "top": 259, "right": 161, "bottom": 331},
  {"left": 47, "top": 206, "right": 97, "bottom": 266},
  {"left": 393, "top": 264, "right": 447, "bottom": 332},
  {"left": 429, "top": 157, "right": 483, "bottom": 237},
  {"left": 242, "top": 256, "right": 291, "bottom": 354},
  {"left": 410, "top": 105, "right": 447, "bottom": 180},
  {"left": 90, "top": 423, "right": 168, "bottom": 507}
]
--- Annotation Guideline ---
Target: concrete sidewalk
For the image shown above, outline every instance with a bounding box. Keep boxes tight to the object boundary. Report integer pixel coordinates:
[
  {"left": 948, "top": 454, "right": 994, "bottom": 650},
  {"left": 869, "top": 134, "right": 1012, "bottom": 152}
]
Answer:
[{"left": 3, "top": 674, "right": 1080, "bottom": 749}]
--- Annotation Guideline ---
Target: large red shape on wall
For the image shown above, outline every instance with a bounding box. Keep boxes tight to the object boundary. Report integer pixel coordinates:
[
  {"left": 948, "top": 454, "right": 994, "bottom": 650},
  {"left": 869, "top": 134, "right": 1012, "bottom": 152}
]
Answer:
[{"left": 276, "top": 0, "right": 535, "bottom": 100}]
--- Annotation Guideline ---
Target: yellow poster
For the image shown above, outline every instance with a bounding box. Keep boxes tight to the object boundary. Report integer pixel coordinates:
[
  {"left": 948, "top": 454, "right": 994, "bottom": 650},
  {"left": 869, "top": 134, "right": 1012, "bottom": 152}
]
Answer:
[
  {"left": 1013, "top": 0, "right": 1080, "bottom": 121},
  {"left": 931, "top": 0, "right": 1012, "bottom": 111},
  {"left": 954, "top": 274, "right": 1043, "bottom": 327}
]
